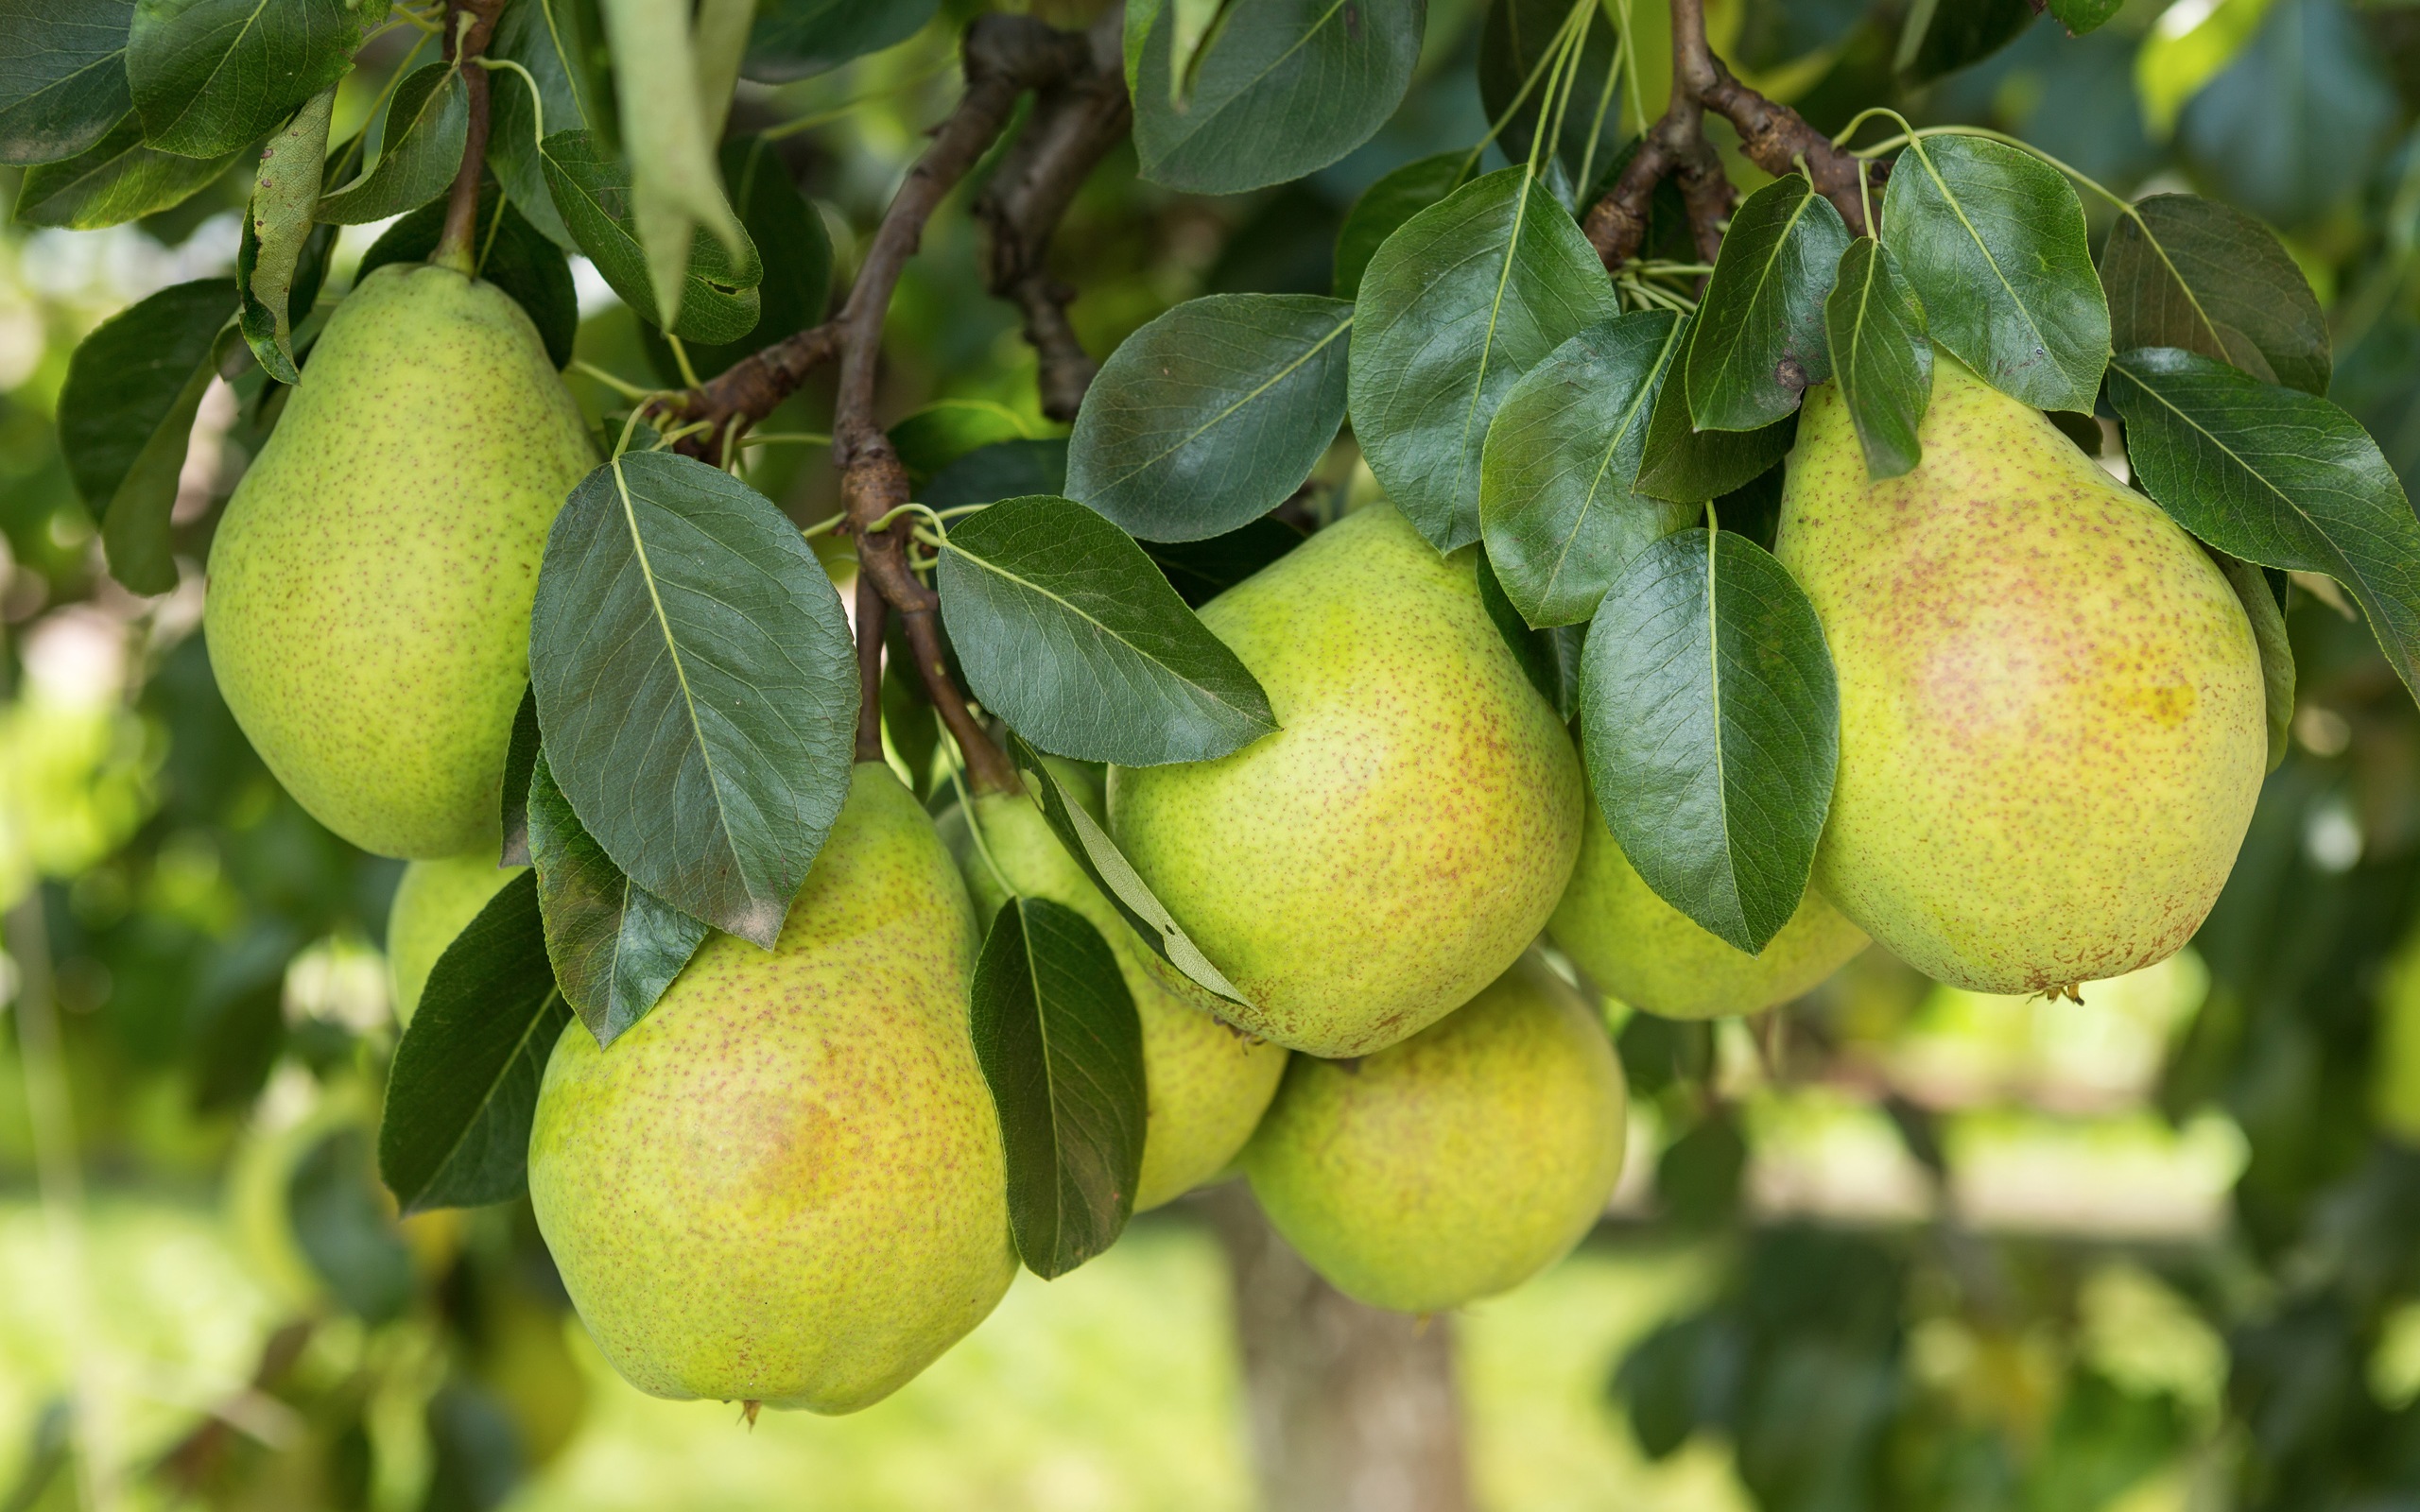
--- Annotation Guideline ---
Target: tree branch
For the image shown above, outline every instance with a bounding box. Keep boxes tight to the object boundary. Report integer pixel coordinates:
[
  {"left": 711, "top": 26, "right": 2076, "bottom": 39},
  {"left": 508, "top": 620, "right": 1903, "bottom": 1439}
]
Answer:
[{"left": 433, "top": 0, "right": 508, "bottom": 273}]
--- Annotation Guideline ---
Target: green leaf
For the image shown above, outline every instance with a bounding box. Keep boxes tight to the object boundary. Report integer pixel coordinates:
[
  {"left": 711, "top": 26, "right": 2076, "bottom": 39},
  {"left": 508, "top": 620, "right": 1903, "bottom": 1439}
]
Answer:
[
  {"left": 1144, "top": 516, "right": 1306, "bottom": 609},
  {"left": 377, "top": 872, "right": 572, "bottom": 1212},
  {"left": 637, "top": 134, "right": 830, "bottom": 383},
  {"left": 1479, "top": 310, "right": 1695, "bottom": 627},
  {"left": 1003, "top": 730, "right": 1253, "bottom": 1008},
  {"left": 1334, "top": 152, "right": 1470, "bottom": 305},
  {"left": 126, "top": 0, "right": 358, "bottom": 158},
  {"left": 925, "top": 438, "right": 1067, "bottom": 510},
  {"left": 499, "top": 685, "right": 541, "bottom": 867},
  {"left": 1477, "top": 549, "right": 1582, "bottom": 720},
  {"left": 538, "top": 129, "right": 763, "bottom": 344},
  {"left": 1899, "top": 0, "right": 2034, "bottom": 81},
  {"left": 937, "top": 494, "right": 1277, "bottom": 765},
  {"left": 1880, "top": 131, "right": 2108, "bottom": 414},
  {"left": 527, "top": 751, "right": 710, "bottom": 1047},
  {"left": 289, "top": 1128, "right": 414, "bottom": 1321},
  {"left": 317, "top": 62, "right": 466, "bottom": 225},
  {"left": 1686, "top": 174, "right": 1849, "bottom": 433},
  {"left": 2209, "top": 547, "right": 2293, "bottom": 773},
  {"left": 1478, "top": 0, "right": 1622, "bottom": 187},
  {"left": 1068, "top": 294, "right": 1351, "bottom": 542},
  {"left": 529, "top": 451, "right": 858, "bottom": 947},
  {"left": 2045, "top": 0, "right": 2123, "bottom": 35},
  {"left": 1579, "top": 527, "right": 1839, "bottom": 953},
  {"left": 1635, "top": 318, "right": 1798, "bottom": 503},
  {"left": 2100, "top": 193, "right": 2327, "bottom": 396},
  {"left": 745, "top": 0, "right": 936, "bottom": 80},
  {"left": 13, "top": 111, "right": 240, "bottom": 227},
  {"left": 2109, "top": 347, "right": 2420, "bottom": 703},
  {"left": 358, "top": 183, "right": 579, "bottom": 369},
  {"left": 890, "top": 400, "right": 1038, "bottom": 479},
  {"left": 1129, "top": 0, "right": 1424, "bottom": 196},
  {"left": 1350, "top": 165, "right": 1622, "bottom": 552},
  {"left": 234, "top": 83, "right": 333, "bottom": 383},
  {"left": 0, "top": 0, "right": 133, "bottom": 164},
  {"left": 1823, "top": 238, "right": 1931, "bottom": 481},
  {"left": 970, "top": 894, "right": 1147, "bottom": 1279},
  {"left": 488, "top": 0, "right": 604, "bottom": 250},
  {"left": 596, "top": 0, "right": 746, "bottom": 330}
]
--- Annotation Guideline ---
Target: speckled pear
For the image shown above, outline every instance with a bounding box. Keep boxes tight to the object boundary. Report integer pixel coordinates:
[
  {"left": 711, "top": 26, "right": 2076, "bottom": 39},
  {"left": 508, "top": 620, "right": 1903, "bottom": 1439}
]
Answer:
[
  {"left": 940, "top": 765, "right": 1287, "bottom": 1211},
  {"left": 1773, "top": 354, "right": 2266, "bottom": 994},
  {"left": 1244, "top": 954, "right": 1626, "bottom": 1313},
  {"left": 1551, "top": 794, "right": 1867, "bottom": 1019},
  {"left": 528, "top": 764, "right": 1013, "bottom": 1415},
  {"left": 1107, "top": 504, "right": 1583, "bottom": 1058},
  {"left": 206, "top": 262, "right": 596, "bottom": 859},
  {"left": 386, "top": 851, "right": 525, "bottom": 1026}
]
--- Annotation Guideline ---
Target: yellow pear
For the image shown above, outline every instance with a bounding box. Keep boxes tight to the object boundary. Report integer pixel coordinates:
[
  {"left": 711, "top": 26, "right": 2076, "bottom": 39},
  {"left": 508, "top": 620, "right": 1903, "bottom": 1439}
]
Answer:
[
  {"left": 386, "top": 851, "right": 524, "bottom": 1026},
  {"left": 939, "top": 765, "right": 1287, "bottom": 1211},
  {"left": 206, "top": 262, "right": 596, "bottom": 859},
  {"left": 1108, "top": 504, "right": 1583, "bottom": 1057},
  {"left": 528, "top": 764, "right": 1013, "bottom": 1414},
  {"left": 1551, "top": 793, "right": 1867, "bottom": 1019},
  {"left": 1244, "top": 954, "right": 1626, "bottom": 1313},
  {"left": 1773, "top": 354, "right": 2265, "bottom": 994}
]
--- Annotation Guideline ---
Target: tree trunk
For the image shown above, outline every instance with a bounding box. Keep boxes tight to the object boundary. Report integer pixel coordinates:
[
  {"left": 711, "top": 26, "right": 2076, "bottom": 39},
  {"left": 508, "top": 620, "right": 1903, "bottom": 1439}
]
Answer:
[{"left": 1200, "top": 1183, "right": 1474, "bottom": 1512}]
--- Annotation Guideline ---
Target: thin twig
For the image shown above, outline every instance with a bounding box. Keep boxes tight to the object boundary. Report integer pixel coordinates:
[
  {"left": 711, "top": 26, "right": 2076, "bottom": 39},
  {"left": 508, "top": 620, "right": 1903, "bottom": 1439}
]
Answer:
[{"left": 432, "top": 0, "right": 507, "bottom": 272}]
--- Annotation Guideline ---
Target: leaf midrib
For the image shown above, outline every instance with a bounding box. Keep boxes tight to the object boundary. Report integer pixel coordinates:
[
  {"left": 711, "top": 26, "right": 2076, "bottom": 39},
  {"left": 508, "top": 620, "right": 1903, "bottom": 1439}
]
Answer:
[
  {"left": 408, "top": 985, "right": 562, "bottom": 1209},
  {"left": 1538, "top": 316, "right": 1681, "bottom": 607}
]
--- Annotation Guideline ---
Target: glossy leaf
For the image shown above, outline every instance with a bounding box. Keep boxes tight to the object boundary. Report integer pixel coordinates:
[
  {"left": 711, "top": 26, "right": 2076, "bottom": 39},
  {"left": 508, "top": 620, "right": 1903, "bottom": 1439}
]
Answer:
[
  {"left": 1823, "top": 238, "right": 1932, "bottom": 480},
  {"left": 638, "top": 135, "right": 831, "bottom": 383},
  {"left": 1333, "top": 151, "right": 1469, "bottom": 301},
  {"left": 1480, "top": 310, "right": 1695, "bottom": 627},
  {"left": 1145, "top": 516, "right": 1306, "bottom": 609},
  {"left": 539, "top": 129, "right": 763, "bottom": 345},
  {"left": 14, "top": 112, "right": 240, "bottom": 227},
  {"left": 1881, "top": 131, "right": 2108, "bottom": 414},
  {"left": 529, "top": 451, "right": 857, "bottom": 947},
  {"left": 499, "top": 686, "right": 541, "bottom": 867},
  {"left": 126, "top": 0, "right": 357, "bottom": 158},
  {"left": 2100, "top": 193, "right": 2327, "bottom": 396},
  {"left": 1635, "top": 318, "right": 1799, "bottom": 503},
  {"left": 1068, "top": 294, "right": 1350, "bottom": 543},
  {"left": 2108, "top": 348, "right": 2420, "bottom": 702},
  {"left": 357, "top": 186, "right": 579, "bottom": 369},
  {"left": 1351, "top": 166, "right": 1622, "bottom": 551},
  {"left": 937, "top": 495, "right": 1276, "bottom": 765},
  {"left": 1686, "top": 174, "right": 1849, "bottom": 433},
  {"left": 378, "top": 872, "right": 571, "bottom": 1212},
  {"left": 487, "top": 0, "right": 603, "bottom": 250},
  {"left": 971, "top": 894, "right": 1147, "bottom": 1280},
  {"left": 317, "top": 63, "right": 467, "bottom": 225},
  {"left": 745, "top": 0, "right": 936, "bottom": 80},
  {"left": 0, "top": 0, "right": 132, "bottom": 163},
  {"left": 1579, "top": 528, "right": 1839, "bottom": 954},
  {"left": 235, "top": 83, "right": 333, "bottom": 383}
]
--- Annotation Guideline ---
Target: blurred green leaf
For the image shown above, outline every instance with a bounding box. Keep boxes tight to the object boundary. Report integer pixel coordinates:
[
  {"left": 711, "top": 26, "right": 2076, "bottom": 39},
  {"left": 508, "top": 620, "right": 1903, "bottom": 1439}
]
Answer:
[
  {"left": 2181, "top": 0, "right": 2394, "bottom": 229},
  {"left": 292, "top": 1127, "right": 415, "bottom": 1321},
  {"left": 539, "top": 128, "right": 763, "bottom": 344},
  {"left": 744, "top": 0, "right": 936, "bottom": 81}
]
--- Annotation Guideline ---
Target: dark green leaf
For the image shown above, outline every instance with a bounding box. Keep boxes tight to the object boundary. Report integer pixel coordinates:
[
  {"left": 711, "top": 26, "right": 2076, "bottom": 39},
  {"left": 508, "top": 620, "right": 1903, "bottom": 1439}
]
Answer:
[
  {"left": 234, "top": 83, "right": 333, "bottom": 383},
  {"left": 538, "top": 128, "right": 763, "bottom": 344},
  {"left": 1143, "top": 515, "right": 1306, "bottom": 609},
  {"left": 530, "top": 451, "right": 857, "bottom": 947},
  {"left": 1068, "top": 294, "right": 1350, "bottom": 542},
  {"left": 357, "top": 185, "right": 579, "bottom": 369},
  {"left": 637, "top": 134, "right": 830, "bottom": 382},
  {"left": 970, "top": 895, "right": 1147, "bottom": 1279},
  {"left": 488, "top": 0, "right": 604, "bottom": 249},
  {"left": 1899, "top": 0, "right": 2033, "bottom": 81},
  {"left": 2209, "top": 546, "right": 2293, "bottom": 773},
  {"left": 1477, "top": 548, "right": 1582, "bottom": 719},
  {"left": 2100, "top": 193, "right": 2328, "bottom": 395},
  {"left": 2109, "top": 347, "right": 2420, "bottom": 702},
  {"left": 1880, "top": 131, "right": 2108, "bottom": 413},
  {"left": 290, "top": 1128, "right": 414, "bottom": 1322},
  {"left": 1579, "top": 527, "right": 1838, "bottom": 953},
  {"left": 126, "top": 0, "right": 358, "bottom": 158},
  {"left": 924, "top": 438, "right": 1068, "bottom": 510},
  {"left": 938, "top": 494, "right": 1277, "bottom": 765},
  {"left": 1635, "top": 318, "right": 1798, "bottom": 502},
  {"left": 1478, "top": 0, "right": 1622, "bottom": 186},
  {"left": 0, "top": 0, "right": 132, "bottom": 163},
  {"left": 527, "top": 751, "right": 710, "bottom": 1047},
  {"left": 499, "top": 685, "right": 541, "bottom": 866},
  {"left": 1333, "top": 150, "right": 1470, "bottom": 301},
  {"left": 13, "top": 112, "right": 239, "bottom": 227},
  {"left": 1823, "top": 237, "right": 1931, "bottom": 480},
  {"left": 1686, "top": 174, "right": 1848, "bottom": 432},
  {"left": 2045, "top": 0, "right": 2122, "bottom": 35},
  {"left": 1480, "top": 310, "right": 1695, "bottom": 627},
  {"left": 2180, "top": 0, "right": 2394, "bottom": 229},
  {"left": 891, "top": 400, "right": 1036, "bottom": 479},
  {"left": 317, "top": 63, "right": 467, "bottom": 225},
  {"left": 1129, "top": 0, "right": 1424, "bottom": 195},
  {"left": 744, "top": 0, "right": 935, "bottom": 81},
  {"left": 1350, "top": 166, "right": 1622, "bottom": 551}
]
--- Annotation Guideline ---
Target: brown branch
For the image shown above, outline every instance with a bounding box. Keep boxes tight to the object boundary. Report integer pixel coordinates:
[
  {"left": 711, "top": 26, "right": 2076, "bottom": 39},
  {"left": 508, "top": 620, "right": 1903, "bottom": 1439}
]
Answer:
[{"left": 433, "top": 0, "right": 507, "bottom": 273}]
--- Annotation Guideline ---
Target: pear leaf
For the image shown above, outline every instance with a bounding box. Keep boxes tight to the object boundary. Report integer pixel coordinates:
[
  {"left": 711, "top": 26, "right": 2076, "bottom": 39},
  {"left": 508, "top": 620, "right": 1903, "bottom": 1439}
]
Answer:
[
  {"left": 2109, "top": 347, "right": 2420, "bottom": 704},
  {"left": 378, "top": 871, "right": 572, "bottom": 1213},
  {"left": 529, "top": 451, "right": 858, "bottom": 948},
  {"left": 745, "top": 0, "right": 937, "bottom": 81},
  {"left": 126, "top": 0, "right": 358, "bottom": 158},
  {"left": 1480, "top": 310, "right": 1697, "bottom": 628},
  {"left": 488, "top": 0, "right": 604, "bottom": 250},
  {"left": 937, "top": 495, "right": 1277, "bottom": 765},
  {"left": 2045, "top": 0, "right": 2123, "bottom": 34},
  {"left": 1351, "top": 166, "right": 1622, "bottom": 551},
  {"left": 499, "top": 686, "right": 541, "bottom": 867},
  {"left": 1579, "top": 527, "right": 1839, "bottom": 954},
  {"left": 2208, "top": 548, "right": 2294, "bottom": 773},
  {"left": 1477, "top": 550, "right": 1583, "bottom": 720},
  {"left": 538, "top": 129, "right": 763, "bottom": 345},
  {"left": 1634, "top": 317, "right": 1798, "bottom": 503},
  {"left": 235, "top": 83, "right": 335, "bottom": 383},
  {"left": 1478, "top": 0, "right": 1624, "bottom": 187},
  {"left": 891, "top": 399, "right": 1038, "bottom": 479},
  {"left": 636, "top": 135, "right": 830, "bottom": 384},
  {"left": 0, "top": 0, "right": 133, "bottom": 164},
  {"left": 1067, "top": 294, "right": 1352, "bottom": 543},
  {"left": 13, "top": 112, "right": 241, "bottom": 227},
  {"left": 2100, "top": 192, "right": 2328, "bottom": 395},
  {"left": 1333, "top": 151, "right": 1472, "bottom": 301},
  {"left": 925, "top": 438, "right": 1068, "bottom": 510},
  {"left": 1824, "top": 238, "right": 1932, "bottom": 481},
  {"left": 316, "top": 63, "right": 468, "bottom": 226},
  {"left": 1881, "top": 131, "right": 2109, "bottom": 414},
  {"left": 1686, "top": 174, "right": 1850, "bottom": 433},
  {"left": 970, "top": 894, "right": 1147, "bottom": 1280},
  {"left": 596, "top": 0, "right": 746, "bottom": 330}
]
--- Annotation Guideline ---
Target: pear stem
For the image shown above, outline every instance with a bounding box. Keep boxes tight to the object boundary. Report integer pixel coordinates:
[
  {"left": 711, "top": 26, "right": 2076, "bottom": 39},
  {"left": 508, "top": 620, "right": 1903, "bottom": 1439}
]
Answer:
[{"left": 432, "top": 0, "right": 507, "bottom": 275}]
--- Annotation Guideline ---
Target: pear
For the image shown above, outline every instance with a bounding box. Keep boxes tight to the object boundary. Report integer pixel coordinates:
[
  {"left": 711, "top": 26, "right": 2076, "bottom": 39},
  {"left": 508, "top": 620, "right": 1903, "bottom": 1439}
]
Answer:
[
  {"left": 527, "top": 763, "right": 1013, "bottom": 1414},
  {"left": 1243, "top": 954, "right": 1626, "bottom": 1313},
  {"left": 1773, "top": 354, "right": 2266, "bottom": 994},
  {"left": 386, "top": 851, "right": 525, "bottom": 1026},
  {"left": 939, "top": 765, "right": 1287, "bottom": 1211},
  {"left": 1107, "top": 504, "right": 1583, "bottom": 1057},
  {"left": 206, "top": 262, "right": 596, "bottom": 859}
]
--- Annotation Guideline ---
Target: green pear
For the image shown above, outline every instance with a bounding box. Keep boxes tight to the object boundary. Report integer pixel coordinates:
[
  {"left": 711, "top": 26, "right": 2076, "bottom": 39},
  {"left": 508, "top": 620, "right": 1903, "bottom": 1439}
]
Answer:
[
  {"left": 1107, "top": 504, "right": 1583, "bottom": 1057},
  {"left": 206, "top": 262, "right": 596, "bottom": 859},
  {"left": 387, "top": 851, "right": 525, "bottom": 1026},
  {"left": 1551, "top": 794, "right": 1867, "bottom": 1019},
  {"left": 528, "top": 763, "right": 1013, "bottom": 1414},
  {"left": 1774, "top": 354, "right": 2266, "bottom": 994},
  {"left": 1244, "top": 954, "right": 1626, "bottom": 1313},
  {"left": 938, "top": 765, "right": 1287, "bottom": 1212}
]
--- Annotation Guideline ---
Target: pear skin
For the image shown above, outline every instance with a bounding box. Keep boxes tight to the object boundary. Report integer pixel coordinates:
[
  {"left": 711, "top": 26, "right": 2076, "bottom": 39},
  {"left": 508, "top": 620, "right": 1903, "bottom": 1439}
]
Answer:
[
  {"left": 527, "top": 764, "right": 1013, "bottom": 1414},
  {"left": 1107, "top": 504, "right": 1583, "bottom": 1057},
  {"left": 1551, "top": 794, "right": 1867, "bottom": 1019},
  {"left": 386, "top": 851, "right": 524, "bottom": 1026},
  {"left": 1244, "top": 954, "right": 1627, "bottom": 1313},
  {"left": 939, "top": 770, "right": 1287, "bottom": 1212},
  {"left": 1773, "top": 355, "right": 2265, "bottom": 994},
  {"left": 206, "top": 263, "right": 596, "bottom": 859}
]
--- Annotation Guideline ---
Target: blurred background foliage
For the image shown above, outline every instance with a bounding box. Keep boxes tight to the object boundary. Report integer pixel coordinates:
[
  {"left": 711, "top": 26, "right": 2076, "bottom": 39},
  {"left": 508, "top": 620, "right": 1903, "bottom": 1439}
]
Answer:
[{"left": 8, "top": 0, "right": 2420, "bottom": 1506}]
